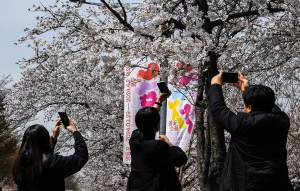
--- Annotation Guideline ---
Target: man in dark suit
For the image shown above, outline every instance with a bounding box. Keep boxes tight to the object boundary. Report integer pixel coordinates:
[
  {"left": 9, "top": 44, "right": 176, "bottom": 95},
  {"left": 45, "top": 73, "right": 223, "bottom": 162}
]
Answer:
[{"left": 208, "top": 71, "right": 294, "bottom": 191}]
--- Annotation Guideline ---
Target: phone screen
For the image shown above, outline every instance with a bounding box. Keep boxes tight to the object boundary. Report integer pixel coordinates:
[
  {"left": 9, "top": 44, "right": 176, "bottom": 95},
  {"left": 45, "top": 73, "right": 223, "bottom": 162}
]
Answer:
[
  {"left": 222, "top": 72, "right": 238, "bottom": 83},
  {"left": 157, "top": 82, "right": 171, "bottom": 95},
  {"left": 58, "top": 112, "right": 70, "bottom": 129}
]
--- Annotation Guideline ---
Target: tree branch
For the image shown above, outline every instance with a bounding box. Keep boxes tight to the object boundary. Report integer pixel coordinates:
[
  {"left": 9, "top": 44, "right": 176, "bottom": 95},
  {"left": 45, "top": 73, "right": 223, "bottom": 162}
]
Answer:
[
  {"left": 211, "top": 10, "right": 259, "bottom": 27},
  {"left": 117, "top": 0, "right": 127, "bottom": 22},
  {"left": 170, "top": 18, "right": 186, "bottom": 30},
  {"left": 211, "top": 5, "right": 285, "bottom": 28},
  {"left": 100, "top": 0, "right": 134, "bottom": 31},
  {"left": 247, "top": 57, "right": 291, "bottom": 73},
  {"left": 194, "top": 0, "right": 208, "bottom": 14}
]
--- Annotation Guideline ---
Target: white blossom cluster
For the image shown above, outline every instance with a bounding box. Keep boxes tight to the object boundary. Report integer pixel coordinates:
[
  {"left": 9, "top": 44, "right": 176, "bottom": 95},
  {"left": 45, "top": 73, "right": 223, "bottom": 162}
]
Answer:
[{"left": 4, "top": 0, "right": 300, "bottom": 190}]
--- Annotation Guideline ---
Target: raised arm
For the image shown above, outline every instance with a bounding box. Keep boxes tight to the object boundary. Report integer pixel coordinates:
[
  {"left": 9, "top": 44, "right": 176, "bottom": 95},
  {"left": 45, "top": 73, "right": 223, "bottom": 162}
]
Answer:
[
  {"left": 49, "top": 119, "right": 62, "bottom": 154},
  {"left": 208, "top": 84, "right": 239, "bottom": 134},
  {"left": 153, "top": 92, "right": 171, "bottom": 111},
  {"left": 208, "top": 71, "right": 249, "bottom": 134},
  {"left": 47, "top": 118, "right": 89, "bottom": 178}
]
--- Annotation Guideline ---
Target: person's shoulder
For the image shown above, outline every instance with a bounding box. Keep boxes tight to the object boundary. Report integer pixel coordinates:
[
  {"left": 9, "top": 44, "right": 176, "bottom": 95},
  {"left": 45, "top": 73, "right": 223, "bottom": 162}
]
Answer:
[
  {"left": 235, "top": 112, "right": 255, "bottom": 132},
  {"left": 130, "top": 129, "right": 139, "bottom": 138},
  {"left": 273, "top": 109, "right": 289, "bottom": 120},
  {"left": 270, "top": 110, "right": 290, "bottom": 126},
  {"left": 237, "top": 112, "right": 249, "bottom": 117},
  {"left": 236, "top": 112, "right": 252, "bottom": 122}
]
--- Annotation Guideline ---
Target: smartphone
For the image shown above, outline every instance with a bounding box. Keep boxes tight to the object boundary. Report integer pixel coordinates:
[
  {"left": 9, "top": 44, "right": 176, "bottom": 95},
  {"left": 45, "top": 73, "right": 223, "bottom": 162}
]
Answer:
[
  {"left": 58, "top": 112, "right": 70, "bottom": 129},
  {"left": 222, "top": 72, "right": 238, "bottom": 83},
  {"left": 157, "top": 81, "right": 171, "bottom": 96}
]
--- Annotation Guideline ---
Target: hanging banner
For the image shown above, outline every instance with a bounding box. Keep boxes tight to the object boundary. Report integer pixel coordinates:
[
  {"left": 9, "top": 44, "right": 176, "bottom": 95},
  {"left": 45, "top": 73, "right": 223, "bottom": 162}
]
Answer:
[
  {"left": 123, "top": 60, "right": 160, "bottom": 164},
  {"left": 166, "top": 61, "right": 198, "bottom": 151}
]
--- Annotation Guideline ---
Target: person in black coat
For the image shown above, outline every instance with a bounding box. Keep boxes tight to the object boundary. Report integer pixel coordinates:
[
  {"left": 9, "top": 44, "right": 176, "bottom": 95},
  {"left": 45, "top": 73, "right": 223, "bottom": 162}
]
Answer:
[
  {"left": 127, "top": 93, "right": 188, "bottom": 191},
  {"left": 12, "top": 118, "right": 88, "bottom": 191},
  {"left": 208, "top": 71, "right": 294, "bottom": 191}
]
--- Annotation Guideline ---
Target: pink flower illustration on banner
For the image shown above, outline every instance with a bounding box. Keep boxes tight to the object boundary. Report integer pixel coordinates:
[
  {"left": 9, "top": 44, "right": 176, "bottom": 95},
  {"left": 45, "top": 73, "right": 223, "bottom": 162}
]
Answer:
[
  {"left": 140, "top": 91, "right": 157, "bottom": 107},
  {"left": 170, "top": 72, "right": 198, "bottom": 87},
  {"left": 180, "top": 104, "right": 194, "bottom": 134}
]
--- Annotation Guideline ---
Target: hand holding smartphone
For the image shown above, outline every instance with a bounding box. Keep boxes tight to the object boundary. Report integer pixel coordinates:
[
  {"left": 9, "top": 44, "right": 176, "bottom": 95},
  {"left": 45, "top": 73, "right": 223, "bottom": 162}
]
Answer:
[
  {"left": 222, "top": 72, "right": 238, "bottom": 83},
  {"left": 157, "top": 81, "right": 171, "bottom": 96},
  {"left": 58, "top": 112, "right": 70, "bottom": 129}
]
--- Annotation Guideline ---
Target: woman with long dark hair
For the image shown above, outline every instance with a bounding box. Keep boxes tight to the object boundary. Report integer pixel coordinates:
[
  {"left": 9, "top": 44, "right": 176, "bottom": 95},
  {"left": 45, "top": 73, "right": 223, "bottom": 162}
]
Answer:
[
  {"left": 12, "top": 118, "right": 88, "bottom": 191},
  {"left": 127, "top": 93, "right": 188, "bottom": 191}
]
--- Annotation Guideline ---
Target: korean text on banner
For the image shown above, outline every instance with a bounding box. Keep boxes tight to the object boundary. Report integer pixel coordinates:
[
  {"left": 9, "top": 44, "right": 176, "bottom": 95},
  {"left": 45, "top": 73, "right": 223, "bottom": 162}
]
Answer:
[{"left": 123, "top": 60, "right": 160, "bottom": 164}]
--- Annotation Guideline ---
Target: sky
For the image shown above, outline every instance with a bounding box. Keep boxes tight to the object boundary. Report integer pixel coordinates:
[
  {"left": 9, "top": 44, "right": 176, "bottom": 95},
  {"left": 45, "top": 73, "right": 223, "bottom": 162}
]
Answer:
[
  {"left": 0, "top": 0, "right": 57, "bottom": 130},
  {"left": 0, "top": 1, "right": 54, "bottom": 84},
  {"left": 0, "top": 0, "right": 138, "bottom": 131}
]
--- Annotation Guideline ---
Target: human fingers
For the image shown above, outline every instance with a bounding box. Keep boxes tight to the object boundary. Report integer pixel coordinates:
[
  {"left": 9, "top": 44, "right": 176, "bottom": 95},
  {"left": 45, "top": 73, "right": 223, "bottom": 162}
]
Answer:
[
  {"left": 158, "top": 137, "right": 164, "bottom": 142},
  {"left": 166, "top": 91, "right": 172, "bottom": 98},
  {"left": 53, "top": 120, "right": 60, "bottom": 130},
  {"left": 54, "top": 119, "right": 62, "bottom": 126},
  {"left": 211, "top": 70, "right": 224, "bottom": 85},
  {"left": 52, "top": 124, "right": 61, "bottom": 140},
  {"left": 238, "top": 71, "right": 244, "bottom": 78},
  {"left": 53, "top": 125, "right": 60, "bottom": 133},
  {"left": 233, "top": 83, "right": 239, "bottom": 88},
  {"left": 219, "top": 70, "right": 224, "bottom": 77},
  {"left": 238, "top": 72, "right": 250, "bottom": 88},
  {"left": 219, "top": 70, "right": 224, "bottom": 85},
  {"left": 164, "top": 135, "right": 170, "bottom": 142},
  {"left": 68, "top": 117, "right": 71, "bottom": 124},
  {"left": 67, "top": 117, "right": 77, "bottom": 133},
  {"left": 238, "top": 71, "right": 249, "bottom": 83},
  {"left": 158, "top": 135, "right": 166, "bottom": 141},
  {"left": 159, "top": 135, "right": 173, "bottom": 146}
]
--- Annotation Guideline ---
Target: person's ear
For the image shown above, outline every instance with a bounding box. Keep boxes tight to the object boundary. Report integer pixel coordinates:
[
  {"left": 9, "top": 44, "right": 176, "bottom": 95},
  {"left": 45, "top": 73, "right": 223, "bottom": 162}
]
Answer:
[{"left": 244, "top": 104, "right": 252, "bottom": 113}]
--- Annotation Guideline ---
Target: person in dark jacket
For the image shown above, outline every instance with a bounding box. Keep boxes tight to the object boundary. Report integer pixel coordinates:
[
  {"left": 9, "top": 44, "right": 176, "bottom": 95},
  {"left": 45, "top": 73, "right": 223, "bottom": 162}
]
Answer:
[
  {"left": 127, "top": 93, "right": 188, "bottom": 191},
  {"left": 12, "top": 118, "right": 88, "bottom": 191},
  {"left": 208, "top": 70, "right": 293, "bottom": 191}
]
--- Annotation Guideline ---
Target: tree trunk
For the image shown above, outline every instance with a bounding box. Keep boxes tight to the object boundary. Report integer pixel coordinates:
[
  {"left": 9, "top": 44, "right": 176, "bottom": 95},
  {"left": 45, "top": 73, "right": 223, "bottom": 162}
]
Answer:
[{"left": 195, "top": 52, "right": 226, "bottom": 190}]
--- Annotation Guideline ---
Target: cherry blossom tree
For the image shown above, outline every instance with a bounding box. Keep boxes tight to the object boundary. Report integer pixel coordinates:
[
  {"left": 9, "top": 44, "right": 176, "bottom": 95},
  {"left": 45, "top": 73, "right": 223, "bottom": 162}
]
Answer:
[
  {"left": 0, "top": 75, "right": 18, "bottom": 190},
  {"left": 4, "top": 0, "right": 300, "bottom": 190}
]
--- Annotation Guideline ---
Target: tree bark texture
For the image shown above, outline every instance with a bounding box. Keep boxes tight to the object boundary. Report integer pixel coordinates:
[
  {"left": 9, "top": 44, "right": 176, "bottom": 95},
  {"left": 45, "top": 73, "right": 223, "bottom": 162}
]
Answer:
[{"left": 195, "top": 52, "right": 226, "bottom": 191}]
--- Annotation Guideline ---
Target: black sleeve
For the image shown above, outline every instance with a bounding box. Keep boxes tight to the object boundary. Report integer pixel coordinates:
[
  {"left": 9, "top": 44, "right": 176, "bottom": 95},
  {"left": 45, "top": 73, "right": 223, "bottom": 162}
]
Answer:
[
  {"left": 207, "top": 84, "right": 239, "bottom": 134},
  {"left": 168, "top": 146, "right": 188, "bottom": 167},
  {"left": 46, "top": 131, "right": 89, "bottom": 178},
  {"left": 156, "top": 141, "right": 187, "bottom": 167}
]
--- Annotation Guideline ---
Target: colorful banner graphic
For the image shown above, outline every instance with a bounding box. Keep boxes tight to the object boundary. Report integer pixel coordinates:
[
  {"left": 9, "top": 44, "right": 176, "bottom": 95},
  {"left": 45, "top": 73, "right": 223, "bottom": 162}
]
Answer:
[
  {"left": 166, "top": 61, "right": 198, "bottom": 151},
  {"left": 123, "top": 60, "right": 160, "bottom": 164},
  {"left": 123, "top": 60, "right": 198, "bottom": 164}
]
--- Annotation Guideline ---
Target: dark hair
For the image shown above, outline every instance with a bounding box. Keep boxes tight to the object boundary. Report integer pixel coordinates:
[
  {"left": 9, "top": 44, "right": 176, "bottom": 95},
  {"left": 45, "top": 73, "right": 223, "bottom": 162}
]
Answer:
[
  {"left": 12, "top": 125, "right": 50, "bottom": 184},
  {"left": 242, "top": 85, "right": 275, "bottom": 112},
  {"left": 135, "top": 107, "right": 160, "bottom": 141}
]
